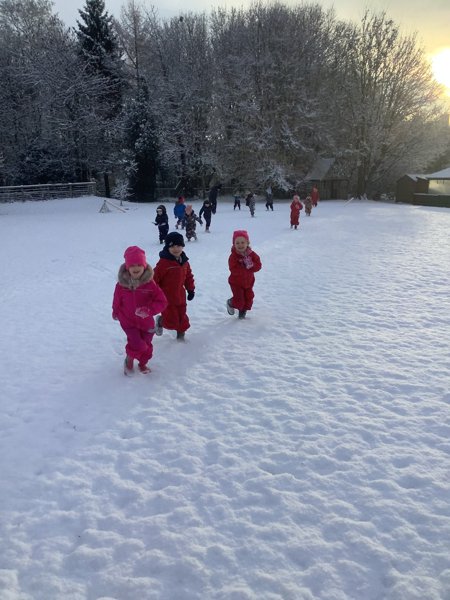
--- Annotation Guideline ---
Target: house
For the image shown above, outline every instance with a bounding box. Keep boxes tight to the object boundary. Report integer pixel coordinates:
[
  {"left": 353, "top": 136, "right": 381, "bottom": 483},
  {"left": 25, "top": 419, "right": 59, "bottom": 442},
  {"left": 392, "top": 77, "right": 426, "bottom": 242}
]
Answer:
[
  {"left": 396, "top": 166, "right": 450, "bottom": 207},
  {"left": 395, "top": 174, "right": 429, "bottom": 203},
  {"left": 427, "top": 167, "right": 450, "bottom": 195},
  {"left": 303, "top": 157, "right": 349, "bottom": 200}
]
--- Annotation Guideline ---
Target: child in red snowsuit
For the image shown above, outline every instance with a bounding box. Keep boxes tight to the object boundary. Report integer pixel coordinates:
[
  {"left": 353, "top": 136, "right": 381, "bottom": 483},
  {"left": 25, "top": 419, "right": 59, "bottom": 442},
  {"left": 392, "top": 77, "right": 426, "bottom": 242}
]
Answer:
[
  {"left": 112, "top": 246, "right": 167, "bottom": 375},
  {"left": 226, "top": 230, "right": 262, "bottom": 319},
  {"left": 153, "top": 232, "right": 196, "bottom": 341},
  {"left": 290, "top": 195, "right": 303, "bottom": 229},
  {"left": 311, "top": 186, "right": 319, "bottom": 207}
]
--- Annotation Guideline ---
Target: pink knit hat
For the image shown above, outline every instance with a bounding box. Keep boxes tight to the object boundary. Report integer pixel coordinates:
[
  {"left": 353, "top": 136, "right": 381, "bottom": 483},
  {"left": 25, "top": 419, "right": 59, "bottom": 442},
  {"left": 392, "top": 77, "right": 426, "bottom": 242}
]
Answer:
[
  {"left": 233, "top": 230, "right": 249, "bottom": 243},
  {"left": 124, "top": 246, "right": 147, "bottom": 268}
]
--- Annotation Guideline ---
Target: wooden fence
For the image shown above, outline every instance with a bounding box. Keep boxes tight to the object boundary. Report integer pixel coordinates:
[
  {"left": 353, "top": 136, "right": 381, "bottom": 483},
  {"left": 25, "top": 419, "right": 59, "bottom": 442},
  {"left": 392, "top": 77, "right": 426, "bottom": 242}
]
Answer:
[{"left": 0, "top": 182, "right": 97, "bottom": 203}]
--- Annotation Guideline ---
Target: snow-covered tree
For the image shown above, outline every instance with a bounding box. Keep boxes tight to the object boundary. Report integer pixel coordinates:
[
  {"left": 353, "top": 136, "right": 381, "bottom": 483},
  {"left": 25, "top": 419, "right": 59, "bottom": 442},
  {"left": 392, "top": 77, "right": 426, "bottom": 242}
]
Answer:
[
  {"left": 326, "top": 11, "right": 444, "bottom": 195},
  {"left": 75, "top": 0, "right": 124, "bottom": 118}
]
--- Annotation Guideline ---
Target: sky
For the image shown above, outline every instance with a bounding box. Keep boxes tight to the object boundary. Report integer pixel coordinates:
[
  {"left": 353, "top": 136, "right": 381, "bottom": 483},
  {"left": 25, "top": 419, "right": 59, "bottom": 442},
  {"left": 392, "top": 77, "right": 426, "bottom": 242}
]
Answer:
[
  {"left": 51, "top": 0, "right": 450, "bottom": 55},
  {"left": 1, "top": 194, "right": 449, "bottom": 599}
]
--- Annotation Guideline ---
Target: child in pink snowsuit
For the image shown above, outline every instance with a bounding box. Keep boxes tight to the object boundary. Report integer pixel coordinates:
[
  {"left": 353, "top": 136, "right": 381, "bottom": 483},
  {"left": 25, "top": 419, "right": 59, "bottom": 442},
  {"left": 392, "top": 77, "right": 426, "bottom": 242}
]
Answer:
[{"left": 112, "top": 246, "right": 167, "bottom": 375}]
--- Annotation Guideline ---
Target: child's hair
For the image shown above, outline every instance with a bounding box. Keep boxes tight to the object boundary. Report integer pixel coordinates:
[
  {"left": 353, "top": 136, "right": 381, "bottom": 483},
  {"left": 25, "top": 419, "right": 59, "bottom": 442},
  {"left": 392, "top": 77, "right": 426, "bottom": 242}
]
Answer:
[{"left": 156, "top": 204, "right": 166, "bottom": 213}]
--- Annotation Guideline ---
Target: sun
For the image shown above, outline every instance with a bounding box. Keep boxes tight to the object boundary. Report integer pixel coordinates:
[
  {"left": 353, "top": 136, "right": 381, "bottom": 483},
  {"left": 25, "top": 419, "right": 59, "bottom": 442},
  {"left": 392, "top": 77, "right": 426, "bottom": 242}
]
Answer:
[{"left": 431, "top": 48, "right": 450, "bottom": 96}]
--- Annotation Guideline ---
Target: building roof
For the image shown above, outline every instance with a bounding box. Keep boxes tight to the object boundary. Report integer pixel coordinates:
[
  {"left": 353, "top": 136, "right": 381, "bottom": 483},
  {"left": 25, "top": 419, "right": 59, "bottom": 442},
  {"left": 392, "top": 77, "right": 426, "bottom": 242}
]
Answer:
[
  {"left": 403, "top": 174, "right": 429, "bottom": 182},
  {"left": 427, "top": 167, "right": 450, "bottom": 179}
]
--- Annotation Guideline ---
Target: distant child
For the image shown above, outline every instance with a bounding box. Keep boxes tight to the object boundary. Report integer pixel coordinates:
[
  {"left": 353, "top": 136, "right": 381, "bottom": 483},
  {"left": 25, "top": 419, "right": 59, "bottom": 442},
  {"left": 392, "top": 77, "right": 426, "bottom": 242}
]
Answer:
[
  {"left": 226, "top": 230, "right": 262, "bottom": 319},
  {"left": 112, "top": 246, "right": 167, "bottom": 375},
  {"left": 182, "top": 204, "right": 203, "bottom": 241},
  {"left": 153, "top": 232, "right": 195, "bottom": 341},
  {"left": 233, "top": 191, "right": 241, "bottom": 210},
  {"left": 304, "top": 194, "right": 312, "bottom": 216},
  {"left": 174, "top": 196, "right": 186, "bottom": 229},
  {"left": 245, "top": 192, "right": 256, "bottom": 217},
  {"left": 265, "top": 185, "right": 274, "bottom": 211},
  {"left": 199, "top": 198, "right": 213, "bottom": 232},
  {"left": 311, "top": 185, "right": 319, "bottom": 207},
  {"left": 153, "top": 204, "right": 169, "bottom": 243},
  {"left": 290, "top": 195, "right": 303, "bottom": 229}
]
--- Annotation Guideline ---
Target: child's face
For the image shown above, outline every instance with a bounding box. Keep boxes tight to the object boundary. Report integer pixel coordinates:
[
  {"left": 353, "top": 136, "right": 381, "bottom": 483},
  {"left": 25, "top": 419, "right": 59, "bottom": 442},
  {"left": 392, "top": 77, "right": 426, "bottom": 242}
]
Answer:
[
  {"left": 234, "top": 236, "right": 249, "bottom": 253},
  {"left": 168, "top": 245, "right": 184, "bottom": 258},
  {"left": 157, "top": 209, "right": 162, "bottom": 215},
  {"left": 128, "top": 264, "right": 145, "bottom": 278}
]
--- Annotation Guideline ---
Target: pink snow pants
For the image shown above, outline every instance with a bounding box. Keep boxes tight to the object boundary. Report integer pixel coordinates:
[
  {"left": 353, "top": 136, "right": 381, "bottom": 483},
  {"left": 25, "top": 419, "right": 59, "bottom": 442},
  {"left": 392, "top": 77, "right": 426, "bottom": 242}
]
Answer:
[{"left": 123, "top": 327, "right": 154, "bottom": 365}]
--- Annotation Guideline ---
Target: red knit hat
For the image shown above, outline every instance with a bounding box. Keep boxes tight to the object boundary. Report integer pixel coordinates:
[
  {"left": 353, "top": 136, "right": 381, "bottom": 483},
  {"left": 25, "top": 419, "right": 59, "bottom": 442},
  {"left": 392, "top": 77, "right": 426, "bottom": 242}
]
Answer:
[
  {"left": 124, "top": 246, "right": 147, "bottom": 268},
  {"left": 233, "top": 230, "right": 249, "bottom": 243}
]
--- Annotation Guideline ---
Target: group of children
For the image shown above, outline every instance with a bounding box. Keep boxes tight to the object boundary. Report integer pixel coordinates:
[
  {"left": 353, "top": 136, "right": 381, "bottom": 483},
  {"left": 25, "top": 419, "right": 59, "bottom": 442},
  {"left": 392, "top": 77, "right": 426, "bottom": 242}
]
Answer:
[
  {"left": 156, "top": 196, "right": 213, "bottom": 243},
  {"left": 114, "top": 186, "right": 319, "bottom": 375},
  {"left": 290, "top": 186, "right": 319, "bottom": 229},
  {"left": 113, "top": 229, "right": 262, "bottom": 376}
]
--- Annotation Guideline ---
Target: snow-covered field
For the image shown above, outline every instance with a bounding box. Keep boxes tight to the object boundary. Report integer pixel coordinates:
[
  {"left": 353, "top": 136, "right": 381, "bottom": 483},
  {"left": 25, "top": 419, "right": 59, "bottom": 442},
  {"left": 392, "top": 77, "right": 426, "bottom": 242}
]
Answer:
[{"left": 1, "top": 195, "right": 449, "bottom": 600}]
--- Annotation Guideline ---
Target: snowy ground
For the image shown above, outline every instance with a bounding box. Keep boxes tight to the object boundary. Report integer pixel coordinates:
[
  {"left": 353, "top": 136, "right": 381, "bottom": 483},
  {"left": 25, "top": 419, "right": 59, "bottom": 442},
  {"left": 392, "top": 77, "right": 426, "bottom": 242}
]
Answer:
[{"left": 0, "top": 195, "right": 449, "bottom": 600}]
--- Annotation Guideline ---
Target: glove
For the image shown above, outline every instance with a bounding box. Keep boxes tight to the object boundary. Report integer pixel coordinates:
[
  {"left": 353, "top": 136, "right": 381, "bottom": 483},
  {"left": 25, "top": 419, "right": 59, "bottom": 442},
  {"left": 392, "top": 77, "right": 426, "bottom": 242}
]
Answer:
[
  {"left": 187, "top": 290, "right": 195, "bottom": 301},
  {"left": 242, "top": 254, "right": 254, "bottom": 269}
]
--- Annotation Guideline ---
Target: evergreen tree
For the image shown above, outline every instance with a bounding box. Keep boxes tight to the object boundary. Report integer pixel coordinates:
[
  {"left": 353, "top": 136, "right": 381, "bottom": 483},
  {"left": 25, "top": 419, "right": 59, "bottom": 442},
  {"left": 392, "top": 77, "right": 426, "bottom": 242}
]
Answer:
[
  {"left": 120, "top": 82, "right": 159, "bottom": 202},
  {"left": 76, "top": 0, "right": 124, "bottom": 117}
]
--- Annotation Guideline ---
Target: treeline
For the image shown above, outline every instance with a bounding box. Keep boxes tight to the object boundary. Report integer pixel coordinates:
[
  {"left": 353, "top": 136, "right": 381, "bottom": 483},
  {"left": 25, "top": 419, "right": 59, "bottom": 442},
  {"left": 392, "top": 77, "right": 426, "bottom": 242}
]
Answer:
[{"left": 0, "top": 0, "right": 448, "bottom": 199}]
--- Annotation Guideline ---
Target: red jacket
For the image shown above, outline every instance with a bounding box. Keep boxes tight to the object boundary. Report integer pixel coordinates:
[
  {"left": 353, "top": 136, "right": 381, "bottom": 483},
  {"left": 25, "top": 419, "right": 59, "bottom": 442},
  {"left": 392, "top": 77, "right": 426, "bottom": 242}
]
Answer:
[
  {"left": 153, "top": 250, "right": 195, "bottom": 305},
  {"left": 228, "top": 247, "right": 262, "bottom": 289},
  {"left": 112, "top": 265, "right": 167, "bottom": 331}
]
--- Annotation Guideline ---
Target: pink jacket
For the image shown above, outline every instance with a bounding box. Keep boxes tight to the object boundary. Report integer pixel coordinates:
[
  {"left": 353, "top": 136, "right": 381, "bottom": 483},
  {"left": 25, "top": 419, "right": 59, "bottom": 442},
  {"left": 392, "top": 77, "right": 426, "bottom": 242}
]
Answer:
[{"left": 112, "top": 264, "right": 167, "bottom": 331}]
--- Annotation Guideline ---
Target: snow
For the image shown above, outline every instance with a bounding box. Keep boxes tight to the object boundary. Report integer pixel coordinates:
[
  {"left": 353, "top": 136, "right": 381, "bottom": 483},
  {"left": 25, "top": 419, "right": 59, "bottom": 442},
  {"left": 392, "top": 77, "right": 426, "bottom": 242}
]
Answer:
[
  {"left": 428, "top": 167, "right": 450, "bottom": 180},
  {"left": 1, "top": 196, "right": 449, "bottom": 600}
]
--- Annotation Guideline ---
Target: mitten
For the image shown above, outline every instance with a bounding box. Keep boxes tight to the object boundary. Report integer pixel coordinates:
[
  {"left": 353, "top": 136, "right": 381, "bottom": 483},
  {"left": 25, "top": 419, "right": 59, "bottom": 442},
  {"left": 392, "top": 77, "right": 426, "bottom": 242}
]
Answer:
[
  {"left": 242, "top": 254, "right": 254, "bottom": 269},
  {"left": 187, "top": 290, "right": 195, "bottom": 301}
]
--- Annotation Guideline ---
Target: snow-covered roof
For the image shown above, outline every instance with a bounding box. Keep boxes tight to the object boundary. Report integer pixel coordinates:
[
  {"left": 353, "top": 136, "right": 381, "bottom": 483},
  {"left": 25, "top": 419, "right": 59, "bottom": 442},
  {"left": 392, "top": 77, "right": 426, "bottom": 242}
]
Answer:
[
  {"left": 304, "top": 157, "right": 335, "bottom": 181},
  {"left": 404, "top": 174, "right": 429, "bottom": 182},
  {"left": 427, "top": 167, "right": 450, "bottom": 179}
]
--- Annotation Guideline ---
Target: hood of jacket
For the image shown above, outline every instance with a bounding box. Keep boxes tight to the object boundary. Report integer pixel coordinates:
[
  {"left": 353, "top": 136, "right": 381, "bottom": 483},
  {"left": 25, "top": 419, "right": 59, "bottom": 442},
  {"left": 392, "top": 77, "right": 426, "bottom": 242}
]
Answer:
[
  {"left": 117, "top": 263, "right": 154, "bottom": 289},
  {"left": 158, "top": 247, "right": 189, "bottom": 265}
]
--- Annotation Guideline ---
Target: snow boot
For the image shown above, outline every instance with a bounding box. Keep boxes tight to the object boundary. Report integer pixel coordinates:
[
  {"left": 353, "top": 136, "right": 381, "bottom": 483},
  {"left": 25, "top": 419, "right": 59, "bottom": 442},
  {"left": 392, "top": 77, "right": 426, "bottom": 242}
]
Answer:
[
  {"left": 226, "top": 298, "right": 235, "bottom": 316},
  {"left": 155, "top": 315, "right": 163, "bottom": 336},
  {"left": 238, "top": 310, "right": 247, "bottom": 319},
  {"left": 138, "top": 363, "right": 151, "bottom": 374},
  {"left": 176, "top": 331, "right": 185, "bottom": 341},
  {"left": 124, "top": 356, "right": 134, "bottom": 376}
]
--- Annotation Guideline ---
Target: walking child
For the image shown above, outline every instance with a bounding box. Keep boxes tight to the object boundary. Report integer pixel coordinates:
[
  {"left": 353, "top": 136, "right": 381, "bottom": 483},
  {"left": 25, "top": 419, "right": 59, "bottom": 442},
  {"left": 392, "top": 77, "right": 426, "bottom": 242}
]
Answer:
[
  {"left": 265, "top": 185, "right": 274, "bottom": 211},
  {"left": 174, "top": 196, "right": 186, "bottom": 229},
  {"left": 112, "top": 246, "right": 167, "bottom": 375},
  {"left": 311, "top": 185, "right": 319, "bottom": 207},
  {"left": 153, "top": 204, "right": 169, "bottom": 243},
  {"left": 304, "top": 194, "right": 312, "bottom": 216},
  {"left": 153, "top": 232, "right": 196, "bottom": 341},
  {"left": 245, "top": 192, "right": 256, "bottom": 217},
  {"left": 290, "top": 194, "right": 303, "bottom": 229},
  {"left": 233, "top": 191, "right": 241, "bottom": 210},
  {"left": 226, "top": 230, "right": 262, "bottom": 319},
  {"left": 182, "top": 204, "right": 203, "bottom": 241},
  {"left": 199, "top": 198, "right": 213, "bottom": 232}
]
